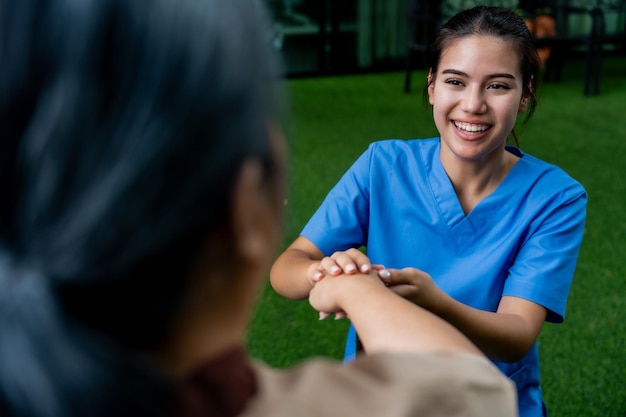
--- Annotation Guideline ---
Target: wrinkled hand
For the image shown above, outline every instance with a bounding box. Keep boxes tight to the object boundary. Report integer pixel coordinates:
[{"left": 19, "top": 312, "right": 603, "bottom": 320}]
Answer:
[
  {"left": 379, "top": 267, "right": 444, "bottom": 312},
  {"left": 309, "top": 271, "right": 384, "bottom": 319}
]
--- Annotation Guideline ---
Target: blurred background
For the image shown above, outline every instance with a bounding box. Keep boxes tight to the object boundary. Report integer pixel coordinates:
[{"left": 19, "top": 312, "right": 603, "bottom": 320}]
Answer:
[{"left": 263, "top": 0, "right": 625, "bottom": 78}]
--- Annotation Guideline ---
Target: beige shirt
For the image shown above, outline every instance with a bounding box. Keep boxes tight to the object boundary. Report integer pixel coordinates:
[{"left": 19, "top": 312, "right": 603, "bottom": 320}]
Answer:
[{"left": 244, "top": 352, "right": 518, "bottom": 417}]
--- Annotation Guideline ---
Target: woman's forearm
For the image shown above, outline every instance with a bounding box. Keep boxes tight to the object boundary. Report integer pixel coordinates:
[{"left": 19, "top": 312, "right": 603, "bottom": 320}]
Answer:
[
  {"left": 270, "top": 247, "right": 316, "bottom": 299},
  {"left": 270, "top": 236, "right": 329, "bottom": 299},
  {"left": 310, "top": 274, "right": 483, "bottom": 356},
  {"left": 432, "top": 293, "right": 547, "bottom": 362}
]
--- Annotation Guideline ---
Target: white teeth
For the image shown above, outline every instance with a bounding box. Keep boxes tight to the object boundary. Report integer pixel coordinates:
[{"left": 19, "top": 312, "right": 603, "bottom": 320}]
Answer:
[{"left": 454, "top": 121, "right": 490, "bottom": 132}]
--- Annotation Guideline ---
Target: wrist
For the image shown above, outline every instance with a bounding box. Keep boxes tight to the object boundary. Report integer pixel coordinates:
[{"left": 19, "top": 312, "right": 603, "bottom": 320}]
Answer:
[{"left": 332, "top": 273, "right": 385, "bottom": 313}]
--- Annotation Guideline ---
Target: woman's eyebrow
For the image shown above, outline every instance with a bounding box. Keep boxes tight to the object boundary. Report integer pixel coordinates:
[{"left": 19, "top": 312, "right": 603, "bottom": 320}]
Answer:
[
  {"left": 488, "top": 73, "right": 517, "bottom": 80},
  {"left": 441, "top": 68, "right": 517, "bottom": 80},
  {"left": 441, "top": 69, "right": 468, "bottom": 77}
]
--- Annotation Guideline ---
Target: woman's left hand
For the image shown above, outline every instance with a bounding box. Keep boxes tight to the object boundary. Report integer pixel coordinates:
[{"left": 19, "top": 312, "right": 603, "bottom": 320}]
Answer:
[{"left": 378, "top": 267, "right": 445, "bottom": 312}]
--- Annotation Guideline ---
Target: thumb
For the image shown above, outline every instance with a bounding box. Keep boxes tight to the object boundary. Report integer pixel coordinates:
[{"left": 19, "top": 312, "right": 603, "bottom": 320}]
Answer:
[
  {"left": 377, "top": 268, "right": 393, "bottom": 285},
  {"left": 378, "top": 268, "right": 416, "bottom": 286}
]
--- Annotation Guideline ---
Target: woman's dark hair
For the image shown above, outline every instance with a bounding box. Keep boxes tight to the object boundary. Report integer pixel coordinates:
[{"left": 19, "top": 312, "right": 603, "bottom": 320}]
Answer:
[
  {"left": 0, "top": 0, "right": 281, "bottom": 416},
  {"left": 423, "top": 6, "right": 541, "bottom": 143}
]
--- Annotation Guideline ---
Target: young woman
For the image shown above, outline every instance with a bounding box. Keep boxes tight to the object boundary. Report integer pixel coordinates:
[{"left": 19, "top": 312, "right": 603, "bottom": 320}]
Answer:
[
  {"left": 0, "top": 1, "right": 516, "bottom": 416},
  {"left": 271, "top": 6, "right": 587, "bottom": 417}
]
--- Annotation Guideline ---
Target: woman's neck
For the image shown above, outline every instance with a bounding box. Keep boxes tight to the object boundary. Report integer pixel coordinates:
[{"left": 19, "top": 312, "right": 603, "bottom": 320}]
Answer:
[
  {"left": 441, "top": 147, "right": 518, "bottom": 215},
  {"left": 153, "top": 270, "right": 256, "bottom": 379}
]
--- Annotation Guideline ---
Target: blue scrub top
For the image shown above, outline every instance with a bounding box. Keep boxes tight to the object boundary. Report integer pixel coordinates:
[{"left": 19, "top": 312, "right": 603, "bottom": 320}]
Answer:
[{"left": 301, "top": 138, "right": 587, "bottom": 417}]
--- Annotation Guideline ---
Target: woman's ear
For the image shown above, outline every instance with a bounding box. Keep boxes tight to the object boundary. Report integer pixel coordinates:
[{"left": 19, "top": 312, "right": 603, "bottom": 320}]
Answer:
[
  {"left": 519, "top": 95, "right": 530, "bottom": 113},
  {"left": 427, "top": 68, "right": 435, "bottom": 105},
  {"left": 230, "top": 127, "right": 286, "bottom": 270},
  {"left": 519, "top": 77, "right": 534, "bottom": 113},
  {"left": 230, "top": 159, "right": 270, "bottom": 266}
]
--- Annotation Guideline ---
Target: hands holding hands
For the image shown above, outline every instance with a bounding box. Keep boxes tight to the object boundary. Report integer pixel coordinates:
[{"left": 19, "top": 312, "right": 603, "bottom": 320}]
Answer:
[
  {"left": 307, "top": 249, "right": 445, "bottom": 319},
  {"left": 308, "top": 269, "right": 385, "bottom": 319},
  {"left": 307, "top": 249, "right": 382, "bottom": 319}
]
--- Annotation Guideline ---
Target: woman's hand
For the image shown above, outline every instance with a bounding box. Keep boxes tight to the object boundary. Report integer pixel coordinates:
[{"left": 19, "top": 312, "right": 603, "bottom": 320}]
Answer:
[
  {"left": 307, "top": 249, "right": 384, "bottom": 319},
  {"left": 379, "top": 267, "right": 446, "bottom": 312},
  {"left": 307, "top": 248, "right": 383, "bottom": 285},
  {"left": 309, "top": 271, "right": 384, "bottom": 318}
]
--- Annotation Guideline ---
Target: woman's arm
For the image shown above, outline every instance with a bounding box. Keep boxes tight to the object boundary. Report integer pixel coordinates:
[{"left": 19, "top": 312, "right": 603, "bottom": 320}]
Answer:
[
  {"left": 270, "top": 236, "right": 374, "bottom": 300},
  {"left": 273, "top": 239, "right": 545, "bottom": 361},
  {"left": 437, "top": 292, "right": 546, "bottom": 362},
  {"left": 308, "top": 271, "right": 484, "bottom": 356},
  {"left": 270, "top": 237, "right": 323, "bottom": 299},
  {"left": 383, "top": 267, "right": 547, "bottom": 362}
]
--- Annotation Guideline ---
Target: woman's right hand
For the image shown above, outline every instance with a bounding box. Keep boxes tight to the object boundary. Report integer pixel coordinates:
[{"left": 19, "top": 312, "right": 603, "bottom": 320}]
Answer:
[
  {"left": 270, "top": 237, "right": 381, "bottom": 302},
  {"left": 307, "top": 248, "right": 380, "bottom": 286}
]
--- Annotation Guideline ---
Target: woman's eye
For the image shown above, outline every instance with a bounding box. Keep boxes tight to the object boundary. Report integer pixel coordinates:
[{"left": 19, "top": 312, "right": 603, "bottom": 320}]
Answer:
[
  {"left": 487, "top": 83, "right": 510, "bottom": 90},
  {"left": 445, "top": 79, "right": 463, "bottom": 86}
]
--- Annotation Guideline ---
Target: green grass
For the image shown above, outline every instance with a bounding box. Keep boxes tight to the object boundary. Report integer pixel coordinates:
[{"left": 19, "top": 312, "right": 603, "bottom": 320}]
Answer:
[{"left": 246, "top": 56, "right": 626, "bottom": 416}]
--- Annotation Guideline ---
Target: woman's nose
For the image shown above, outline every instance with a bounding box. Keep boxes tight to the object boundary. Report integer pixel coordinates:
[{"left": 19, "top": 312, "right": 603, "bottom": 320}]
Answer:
[{"left": 461, "top": 86, "right": 487, "bottom": 114}]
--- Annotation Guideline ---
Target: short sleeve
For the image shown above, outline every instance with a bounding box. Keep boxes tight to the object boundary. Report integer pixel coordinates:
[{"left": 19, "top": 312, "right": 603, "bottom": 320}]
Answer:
[
  {"left": 300, "top": 144, "right": 374, "bottom": 255},
  {"left": 503, "top": 181, "right": 587, "bottom": 323}
]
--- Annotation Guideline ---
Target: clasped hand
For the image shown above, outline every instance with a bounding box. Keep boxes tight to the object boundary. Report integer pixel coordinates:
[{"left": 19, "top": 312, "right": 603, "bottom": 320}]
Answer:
[{"left": 307, "top": 249, "right": 443, "bottom": 319}]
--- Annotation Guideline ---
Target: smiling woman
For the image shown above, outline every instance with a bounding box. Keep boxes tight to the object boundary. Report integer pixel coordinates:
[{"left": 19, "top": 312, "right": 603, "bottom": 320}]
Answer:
[
  {"left": 428, "top": 35, "right": 529, "bottom": 212},
  {"left": 270, "top": 6, "right": 587, "bottom": 417}
]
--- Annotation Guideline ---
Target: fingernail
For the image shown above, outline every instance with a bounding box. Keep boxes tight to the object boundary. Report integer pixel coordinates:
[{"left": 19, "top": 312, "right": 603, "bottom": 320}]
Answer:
[
  {"left": 379, "top": 269, "right": 391, "bottom": 280},
  {"left": 360, "top": 264, "right": 370, "bottom": 273},
  {"left": 345, "top": 264, "right": 356, "bottom": 273},
  {"left": 330, "top": 266, "right": 341, "bottom": 275},
  {"left": 313, "top": 271, "right": 324, "bottom": 281}
]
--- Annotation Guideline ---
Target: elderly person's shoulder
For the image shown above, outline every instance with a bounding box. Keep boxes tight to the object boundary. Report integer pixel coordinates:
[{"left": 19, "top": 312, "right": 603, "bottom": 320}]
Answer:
[{"left": 245, "top": 352, "right": 517, "bottom": 417}]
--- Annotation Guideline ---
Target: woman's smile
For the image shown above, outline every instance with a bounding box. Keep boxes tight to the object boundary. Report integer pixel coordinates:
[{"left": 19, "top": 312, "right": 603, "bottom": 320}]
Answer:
[{"left": 452, "top": 120, "right": 493, "bottom": 137}]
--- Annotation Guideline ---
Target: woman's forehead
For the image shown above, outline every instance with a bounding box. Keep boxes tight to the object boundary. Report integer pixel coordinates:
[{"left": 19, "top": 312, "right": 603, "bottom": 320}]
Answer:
[{"left": 438, "top": 35, "right": 522, "bottom": 77}]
